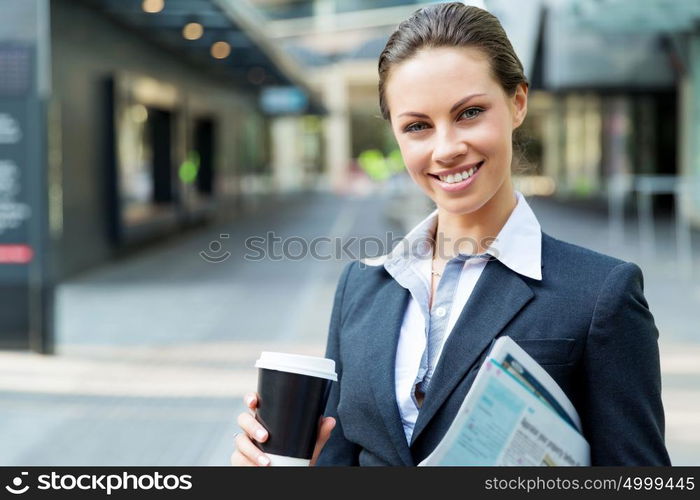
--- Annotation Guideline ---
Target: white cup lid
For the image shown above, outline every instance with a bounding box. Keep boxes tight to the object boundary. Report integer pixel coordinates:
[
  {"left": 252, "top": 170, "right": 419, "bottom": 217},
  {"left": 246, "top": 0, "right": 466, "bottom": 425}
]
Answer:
[{"left": 255, "top": 352, "right": 337, "bottom": 381}]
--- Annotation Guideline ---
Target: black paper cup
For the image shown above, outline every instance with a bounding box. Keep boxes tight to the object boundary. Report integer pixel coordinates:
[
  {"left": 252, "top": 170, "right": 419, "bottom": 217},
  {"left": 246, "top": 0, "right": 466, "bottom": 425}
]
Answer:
[{"left": 254, "top": 352, "right": 337, "bottom": 466}]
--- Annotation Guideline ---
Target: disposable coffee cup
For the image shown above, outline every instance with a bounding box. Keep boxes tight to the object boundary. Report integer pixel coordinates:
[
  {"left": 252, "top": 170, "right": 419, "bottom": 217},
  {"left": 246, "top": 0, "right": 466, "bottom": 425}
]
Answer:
[{"left": 254, "top": 352, "right": 337, "bottom": 466}]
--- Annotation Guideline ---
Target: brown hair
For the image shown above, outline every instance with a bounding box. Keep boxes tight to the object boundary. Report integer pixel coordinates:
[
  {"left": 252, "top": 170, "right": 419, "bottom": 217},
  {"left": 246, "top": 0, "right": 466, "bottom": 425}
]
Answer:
[{"left": 377, "top": 2, "right": 528, "bottom": 121}]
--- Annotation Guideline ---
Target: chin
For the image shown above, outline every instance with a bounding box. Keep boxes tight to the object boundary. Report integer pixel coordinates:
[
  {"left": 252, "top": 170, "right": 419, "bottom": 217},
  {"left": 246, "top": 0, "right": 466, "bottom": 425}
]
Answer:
[{"left": 434, "top": 196, "right": 489, "bottom": 216}]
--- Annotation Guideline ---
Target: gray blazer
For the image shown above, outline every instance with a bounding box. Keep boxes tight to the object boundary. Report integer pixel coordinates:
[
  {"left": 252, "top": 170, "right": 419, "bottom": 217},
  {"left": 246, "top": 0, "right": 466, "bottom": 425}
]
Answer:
[{"left": 316, "top": 233, "right": 671, "bottom": 466}]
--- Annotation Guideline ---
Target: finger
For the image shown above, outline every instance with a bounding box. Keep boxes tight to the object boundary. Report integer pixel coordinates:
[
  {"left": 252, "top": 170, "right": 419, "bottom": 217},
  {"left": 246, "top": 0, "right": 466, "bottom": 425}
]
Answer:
[
  {"left": 237, "top": 412, "right": 269, "bottom": 443},
  {"left": 243, "top": 393, "right": 258, "bottom": 410},
  {"left": 310, "top": 417, "right": 336, "bottom": 466},
  {"left": 318, "top": 416, "right": 336, "bottom": 444},
  {"left": 230, "top": 450, "right": 256, "bottom": 466},
  {"left": 234, "top": 433, "right": 271, "bottom": 466}
]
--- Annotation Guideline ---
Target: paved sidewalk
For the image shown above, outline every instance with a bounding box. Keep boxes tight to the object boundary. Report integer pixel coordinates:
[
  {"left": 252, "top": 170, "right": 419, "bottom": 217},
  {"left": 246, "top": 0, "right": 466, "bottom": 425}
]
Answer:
[{"left": 0, "top": 191, "right": 400, "bottom": 465}]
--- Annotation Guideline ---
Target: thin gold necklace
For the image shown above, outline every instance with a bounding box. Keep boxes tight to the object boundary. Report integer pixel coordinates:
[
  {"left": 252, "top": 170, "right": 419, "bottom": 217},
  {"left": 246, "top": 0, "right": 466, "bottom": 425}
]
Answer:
[{"left": 431, "top": 259, "right": 441, "bottom": 278}]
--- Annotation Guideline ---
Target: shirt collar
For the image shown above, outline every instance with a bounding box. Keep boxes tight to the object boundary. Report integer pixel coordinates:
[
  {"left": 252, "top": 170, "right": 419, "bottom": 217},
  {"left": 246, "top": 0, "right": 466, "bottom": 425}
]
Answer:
[
  {"left": 485, "top": 191, "right": 542, "bottom": 280},
  {"left": 371, "top": 191, "right": 542, "bottom": 281}
]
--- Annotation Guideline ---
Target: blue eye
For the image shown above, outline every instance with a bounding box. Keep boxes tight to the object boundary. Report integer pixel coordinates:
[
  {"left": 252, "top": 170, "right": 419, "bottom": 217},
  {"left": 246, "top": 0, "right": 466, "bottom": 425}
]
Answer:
[
  {"left": 404, "top": 122, "right": 428, "bottom": 133},
  {"left": 460, "top": 107, "right": 484, "bottom": 120}
]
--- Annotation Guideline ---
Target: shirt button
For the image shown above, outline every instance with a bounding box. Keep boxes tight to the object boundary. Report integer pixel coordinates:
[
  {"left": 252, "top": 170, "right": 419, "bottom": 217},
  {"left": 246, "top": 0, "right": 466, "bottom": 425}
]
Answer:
[{"left": 434, "top": 306, "right": 447, "bottom": 318}]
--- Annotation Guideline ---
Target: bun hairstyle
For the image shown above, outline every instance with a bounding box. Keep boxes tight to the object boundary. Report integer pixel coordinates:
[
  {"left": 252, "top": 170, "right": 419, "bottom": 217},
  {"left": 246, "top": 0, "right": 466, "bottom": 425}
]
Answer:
[{"left": 377, "top": 2, "right": 528, "bottom": 121}]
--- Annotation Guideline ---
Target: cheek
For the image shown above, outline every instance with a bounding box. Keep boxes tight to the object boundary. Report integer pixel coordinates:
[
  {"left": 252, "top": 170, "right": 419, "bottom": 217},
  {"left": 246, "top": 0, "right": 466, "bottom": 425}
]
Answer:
[
  {"left": 396, "top": 140, "right": 430, "bottom": 176},
  {"left": 464, "top": 121, "right": 508, "bottom": 157}
]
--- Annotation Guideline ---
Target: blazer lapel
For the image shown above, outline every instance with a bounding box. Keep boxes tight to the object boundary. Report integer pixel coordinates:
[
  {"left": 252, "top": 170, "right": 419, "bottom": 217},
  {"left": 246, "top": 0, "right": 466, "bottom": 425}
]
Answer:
[
  {"left": 410, "top": 259, "right": 534, "bottom": 445},
  {"left": 367, "top": 276, "right": 414, "bottom": 466}
]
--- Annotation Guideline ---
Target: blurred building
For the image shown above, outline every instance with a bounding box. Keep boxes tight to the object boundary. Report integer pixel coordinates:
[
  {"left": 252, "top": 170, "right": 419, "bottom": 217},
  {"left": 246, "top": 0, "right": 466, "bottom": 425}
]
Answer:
[
  {"left": 49, "top": 0, "right": 330, "bottom": 278},
  {"left": 1, "top": 0, "right": 327, "bottom": 350},
  {"left": 495, "top": 0, "right": 700, "bottom": 229}
]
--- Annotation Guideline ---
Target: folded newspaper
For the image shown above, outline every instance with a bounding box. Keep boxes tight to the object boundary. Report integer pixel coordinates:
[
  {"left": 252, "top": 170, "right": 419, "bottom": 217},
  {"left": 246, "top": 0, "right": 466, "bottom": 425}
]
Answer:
[{"left": 419, "top": 336, "right": 590, "bottom": 466}]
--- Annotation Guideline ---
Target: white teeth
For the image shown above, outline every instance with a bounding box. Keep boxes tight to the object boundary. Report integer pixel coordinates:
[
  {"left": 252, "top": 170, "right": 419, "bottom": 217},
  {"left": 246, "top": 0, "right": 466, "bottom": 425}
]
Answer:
[{"left": 437, "top": 164, "right": 482, "bottom": 184}]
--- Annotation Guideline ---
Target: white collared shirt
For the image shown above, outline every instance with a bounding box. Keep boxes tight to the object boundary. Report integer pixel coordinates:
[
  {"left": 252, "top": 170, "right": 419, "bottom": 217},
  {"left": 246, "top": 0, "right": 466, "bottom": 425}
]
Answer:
[{"left": 366, "top": 191, "right": 543, "bottom": 443}]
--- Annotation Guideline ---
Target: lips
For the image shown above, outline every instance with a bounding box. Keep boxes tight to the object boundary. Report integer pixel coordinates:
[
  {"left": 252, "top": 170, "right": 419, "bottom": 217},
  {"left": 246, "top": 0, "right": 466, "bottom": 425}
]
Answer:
[
  {"left": 427, "top": 161, "right": 485, "bottom": 183},
  {"left": 429, "top": 160, "right": 485, "bottom": 192}
]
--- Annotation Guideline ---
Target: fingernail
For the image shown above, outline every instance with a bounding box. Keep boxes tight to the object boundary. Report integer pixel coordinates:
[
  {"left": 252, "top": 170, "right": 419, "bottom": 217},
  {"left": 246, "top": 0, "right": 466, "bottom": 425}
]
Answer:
[
  {"left": 258, "top": 455, "right": 270, "bottom": 466},
  {"left": 245, "top": 395, "right": 255, "bottom": 406},
  {"left": 255, "top": 429, "right": 268, "bottom": 441}
]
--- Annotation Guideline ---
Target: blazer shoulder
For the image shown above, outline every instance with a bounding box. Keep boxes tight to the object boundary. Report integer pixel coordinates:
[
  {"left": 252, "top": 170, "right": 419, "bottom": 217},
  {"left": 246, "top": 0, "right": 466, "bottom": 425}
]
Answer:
[
  {"left": 539, "top": 232, "right": 647, "bottom": 305},
  {"left": 336, "top": 259, "right": 390, "bottom": 298},
  {"left": 541, "top": 232, "right": 628, "bottom": 275}
]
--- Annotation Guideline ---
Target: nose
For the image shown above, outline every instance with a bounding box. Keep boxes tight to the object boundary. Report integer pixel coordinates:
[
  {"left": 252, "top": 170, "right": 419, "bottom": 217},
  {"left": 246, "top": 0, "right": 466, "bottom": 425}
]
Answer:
[{"left": 432, "top": 127, "right": 468, "bottom": 166}]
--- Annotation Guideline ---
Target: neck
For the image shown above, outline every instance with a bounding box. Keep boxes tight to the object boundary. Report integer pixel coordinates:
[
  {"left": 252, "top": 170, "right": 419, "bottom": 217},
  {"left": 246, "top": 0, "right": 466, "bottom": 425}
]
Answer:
[{"left": 433, "top": 183, "right": 517, "bottom": 260}]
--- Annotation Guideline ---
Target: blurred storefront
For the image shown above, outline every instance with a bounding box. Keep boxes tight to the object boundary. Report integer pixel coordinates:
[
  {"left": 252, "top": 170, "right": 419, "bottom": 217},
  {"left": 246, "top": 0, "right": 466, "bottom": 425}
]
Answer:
[
  {"left": 50, "top": 0, "right": 326, "bottom": 279},
  {"left": 512, "top": 0, "right": 700, "bottom": 228},
  {"left": 1, "top": 0, "right": 325, "bottom": 351}
]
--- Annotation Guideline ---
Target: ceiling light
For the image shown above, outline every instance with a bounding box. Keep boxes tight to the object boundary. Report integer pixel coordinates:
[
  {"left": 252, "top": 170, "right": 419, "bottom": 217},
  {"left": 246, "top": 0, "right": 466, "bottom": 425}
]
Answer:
[
  {"left": 142, "top": 0, "right": 164, "bottom": 14},
  {"left": 183, "top": 22, "right": 204, "bottom": 40},
  {"left": 211, "top": 41, "right": 231, "bottom": 59}
]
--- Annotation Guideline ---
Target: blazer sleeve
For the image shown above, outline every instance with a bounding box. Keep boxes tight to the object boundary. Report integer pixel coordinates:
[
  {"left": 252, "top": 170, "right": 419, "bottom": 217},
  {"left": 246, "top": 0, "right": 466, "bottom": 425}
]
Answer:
[
  {"left": 315, "top": 261, "right": 360, "bottom": 466},
  {"left": 581, "top": 262, "right": 671, "bottom": 465}
]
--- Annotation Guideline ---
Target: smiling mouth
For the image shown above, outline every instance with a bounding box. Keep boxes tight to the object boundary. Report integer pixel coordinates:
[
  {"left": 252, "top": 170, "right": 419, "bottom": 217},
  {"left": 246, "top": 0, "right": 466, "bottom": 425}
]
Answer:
[{"left": 428, "top": 161, "right": 484, "bottom": 184}]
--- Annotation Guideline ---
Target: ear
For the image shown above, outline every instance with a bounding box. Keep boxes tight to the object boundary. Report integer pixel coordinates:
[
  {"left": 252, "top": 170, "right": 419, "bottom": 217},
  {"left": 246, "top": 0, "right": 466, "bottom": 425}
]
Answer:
[{"left": 511, "top": 82, "right": 528, "bottom": 129}]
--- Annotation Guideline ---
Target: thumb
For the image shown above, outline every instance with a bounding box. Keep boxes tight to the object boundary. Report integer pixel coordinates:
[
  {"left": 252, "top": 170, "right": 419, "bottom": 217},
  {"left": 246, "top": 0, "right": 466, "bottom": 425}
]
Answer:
[{"left": 310, "top": 416, "right": 336, "bottom": 466}]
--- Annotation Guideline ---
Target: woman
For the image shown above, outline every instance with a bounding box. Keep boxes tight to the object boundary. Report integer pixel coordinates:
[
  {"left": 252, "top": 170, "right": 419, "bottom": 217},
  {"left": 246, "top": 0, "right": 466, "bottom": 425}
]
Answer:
[{"left": 232, "top": 2, "right": 671, "bottom": 466}]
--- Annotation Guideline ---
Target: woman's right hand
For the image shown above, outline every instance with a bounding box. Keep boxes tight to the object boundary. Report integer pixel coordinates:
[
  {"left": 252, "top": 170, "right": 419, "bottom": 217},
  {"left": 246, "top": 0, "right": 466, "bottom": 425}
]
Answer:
[
  {"left": 231, "top": 393, "right": 272, "bottom": 466},
  {"left": 230, "top": 392, "right": 336, "bottom": 466}
]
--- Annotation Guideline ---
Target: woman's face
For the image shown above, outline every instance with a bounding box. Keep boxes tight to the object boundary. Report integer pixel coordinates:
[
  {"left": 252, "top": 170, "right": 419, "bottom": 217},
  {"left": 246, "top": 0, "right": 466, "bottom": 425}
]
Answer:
[{"left": 385, "top": 46, "right": 527, "bottom": 216}]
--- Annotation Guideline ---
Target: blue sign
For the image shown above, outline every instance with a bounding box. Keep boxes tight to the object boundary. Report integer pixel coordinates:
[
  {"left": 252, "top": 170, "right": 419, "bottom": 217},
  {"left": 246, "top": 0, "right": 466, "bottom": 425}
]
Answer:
[{"left": 259, "top": 86, "right": 308, "bottom": 115}]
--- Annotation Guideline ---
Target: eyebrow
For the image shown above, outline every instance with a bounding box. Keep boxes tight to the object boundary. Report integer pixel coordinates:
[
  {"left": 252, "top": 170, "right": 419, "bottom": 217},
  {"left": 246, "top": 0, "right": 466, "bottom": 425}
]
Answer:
[{"left": 396, "top": 93, "right": 487, "bottom": 119}]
